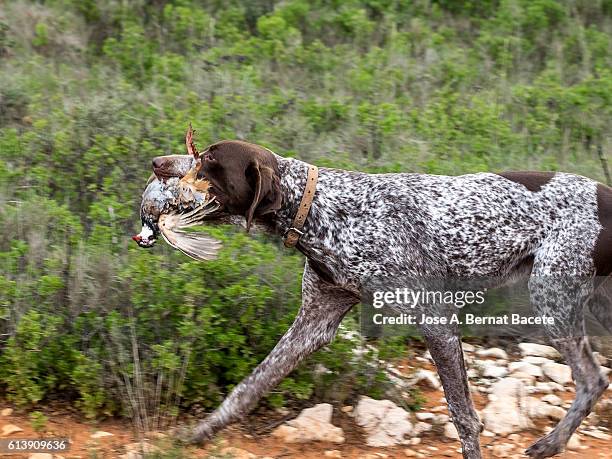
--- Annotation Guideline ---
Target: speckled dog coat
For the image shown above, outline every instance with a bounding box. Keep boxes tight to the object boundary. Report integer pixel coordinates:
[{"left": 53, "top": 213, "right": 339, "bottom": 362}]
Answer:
[{"left": 150, "top": 142, "right": 611, "bottom": 459}]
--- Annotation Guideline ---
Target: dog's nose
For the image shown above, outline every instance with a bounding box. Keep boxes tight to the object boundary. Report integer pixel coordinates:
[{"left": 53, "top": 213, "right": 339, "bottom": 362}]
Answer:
[{"left": 152, "top": 157, "right": 164, "bottom": 169}]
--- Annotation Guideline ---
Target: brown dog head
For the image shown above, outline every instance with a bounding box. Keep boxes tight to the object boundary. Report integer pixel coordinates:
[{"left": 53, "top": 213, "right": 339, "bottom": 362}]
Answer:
[{"left": 197, "top": 140, "right": 282, "bottom": 231}]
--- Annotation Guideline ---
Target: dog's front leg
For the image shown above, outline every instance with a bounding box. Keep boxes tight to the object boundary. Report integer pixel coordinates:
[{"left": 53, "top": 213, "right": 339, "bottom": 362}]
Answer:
[
  {"left": 421, "top": 327, "right": 483, "bottom": 459},
  {"left": 190, "top": 261, "right": 357, "bottom": 443}
]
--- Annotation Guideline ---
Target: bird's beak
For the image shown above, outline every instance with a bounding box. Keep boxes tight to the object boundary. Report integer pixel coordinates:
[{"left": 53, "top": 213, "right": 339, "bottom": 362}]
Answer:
[{"left": 132, "top": 225, "right": 157, "bottom": 248}]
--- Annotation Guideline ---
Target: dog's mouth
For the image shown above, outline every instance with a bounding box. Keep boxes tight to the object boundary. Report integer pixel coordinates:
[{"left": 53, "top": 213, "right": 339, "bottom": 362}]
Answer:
[
  {"left": 152, "top": 167, "right": 174, "bottom": 180},
  {"left": 132, "top": 224, "right": 157, "bottom": 248}
]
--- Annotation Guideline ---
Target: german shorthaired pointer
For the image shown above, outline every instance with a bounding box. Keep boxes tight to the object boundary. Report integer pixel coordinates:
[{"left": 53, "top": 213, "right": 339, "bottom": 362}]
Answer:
[{"left": 150, "top": 140, "right": 611, "bottom": 459}]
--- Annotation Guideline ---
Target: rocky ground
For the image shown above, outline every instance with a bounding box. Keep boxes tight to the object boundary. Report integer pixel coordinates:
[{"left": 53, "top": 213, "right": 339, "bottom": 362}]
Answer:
[{"left": 1, "top": 342, "right": 611, "bottom": 459}]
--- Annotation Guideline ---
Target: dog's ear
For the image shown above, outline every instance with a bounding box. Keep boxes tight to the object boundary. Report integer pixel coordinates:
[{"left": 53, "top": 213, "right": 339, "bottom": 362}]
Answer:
[
  {"left": 199, "top": 141, "right": 282, "bottom": 230},
  {"left": 245, "top": 161, "right": 282, "bottom": 232}
]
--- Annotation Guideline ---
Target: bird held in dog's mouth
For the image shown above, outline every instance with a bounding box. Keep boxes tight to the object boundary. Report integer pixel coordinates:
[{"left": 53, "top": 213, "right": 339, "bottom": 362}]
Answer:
[{"left": 132, "top": 125, "right": 222, "bottom": 261}]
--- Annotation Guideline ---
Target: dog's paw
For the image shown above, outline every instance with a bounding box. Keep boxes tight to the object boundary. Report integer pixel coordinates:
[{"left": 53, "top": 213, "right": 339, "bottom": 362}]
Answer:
[{"left": 525, "top": 433, "right": 564, "bottom": 459}]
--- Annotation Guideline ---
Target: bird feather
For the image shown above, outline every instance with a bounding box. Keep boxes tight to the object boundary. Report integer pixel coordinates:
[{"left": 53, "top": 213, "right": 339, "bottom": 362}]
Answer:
[{"left": 158, "top": 198, "right": 222, "bottom": 261}]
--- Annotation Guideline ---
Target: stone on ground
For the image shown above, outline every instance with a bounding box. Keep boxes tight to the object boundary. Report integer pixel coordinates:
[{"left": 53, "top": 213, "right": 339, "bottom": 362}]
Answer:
[
  {"left": 541, "top": 362, "right": 572, "bottom": 385},
  {"left": 412, "top": 369, "right": 441, "bottom": 390},
  {"left": 524, "top": 397, "right": 566, "bottom": 420},
  {"left": 1, "top": 424, "right": 23, "bottom": 436},
  {"left": 522, "top": 356, "right": 552, "bottom": 366},
  {"left": 0, "top": 408, "right": 13, "bottom": 417},
  {"left": 566, "top": 433, "right": 582, "bottom": 451},
  {"left": 415, "top": 412, "right": 434, "bottom": 421},
  {"left": 482, "top": 365, "right": 508, "bottom": 378},
  {"left": 90, "top": 431, "right": 114, "bottom": 439},
  {"left": 508, "top": 362, "right": 544, "bottom": 378},
  {"left": 272, "top": 403, "right": 344, "bottom": 444},
  {"left": 443, "top": 422, "right": 459, "bottom": 440},
  {"left": 481, "top": 378, "right": 533, "bottom": 435},
  {"left": 541, "top": 394, "right": 563, "bottom": 406},
  {"left": 476, "top": 348, "right": 508, "bottom": 360},
  {"left": 518, "top": 343, "right": 560, "bottom": 359},
  {"left": 354, "top": 396, "right": 413, "bottom": 447}
]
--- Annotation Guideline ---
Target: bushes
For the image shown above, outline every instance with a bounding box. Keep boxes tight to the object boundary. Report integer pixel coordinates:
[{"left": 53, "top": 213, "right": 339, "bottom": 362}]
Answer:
[
  {"left": 0, "top": 201, "right": 399, "bottom": 420},
  {"left": 0, "top": 0, "right": 610, "bottom": 421}
]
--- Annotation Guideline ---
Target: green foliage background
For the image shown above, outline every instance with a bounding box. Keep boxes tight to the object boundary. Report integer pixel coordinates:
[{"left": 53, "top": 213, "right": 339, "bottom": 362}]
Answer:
[{"left": 0, "top": 0, "right": 610, "bottom": 421}]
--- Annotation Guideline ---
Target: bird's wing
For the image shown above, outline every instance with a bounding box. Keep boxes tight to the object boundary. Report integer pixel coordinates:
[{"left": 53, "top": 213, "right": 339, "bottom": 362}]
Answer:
[{"left": 158, "top": 199, "right": 222, "bottom": 261}]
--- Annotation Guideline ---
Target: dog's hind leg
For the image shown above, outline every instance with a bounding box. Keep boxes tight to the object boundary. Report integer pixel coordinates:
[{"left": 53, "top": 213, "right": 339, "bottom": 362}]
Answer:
[
  {"left": 190, "top": 261, "right": 358, "bottom": 443},
  {"left": 421, "top": 327, "right": 483, "bottom": 459},
  {"left": 525, "top": 274, "right": 608, "bottom": 458}
]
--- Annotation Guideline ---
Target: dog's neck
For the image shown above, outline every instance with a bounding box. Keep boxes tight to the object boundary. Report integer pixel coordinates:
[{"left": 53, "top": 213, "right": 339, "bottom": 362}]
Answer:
[
  {"left": 269, "top": 156, "right": 356, "bottom": 284},
  {"left": 274, "top": 156, "right": 312, "bottom": 232}
]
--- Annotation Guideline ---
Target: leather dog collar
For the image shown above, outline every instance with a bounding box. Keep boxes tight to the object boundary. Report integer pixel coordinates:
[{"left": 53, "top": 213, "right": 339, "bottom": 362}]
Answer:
[{"left": 284, "top": 165, "right": 318, "bottom": 248}]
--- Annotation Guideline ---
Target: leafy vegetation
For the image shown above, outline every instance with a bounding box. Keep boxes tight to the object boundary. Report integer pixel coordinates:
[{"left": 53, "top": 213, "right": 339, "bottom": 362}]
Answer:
[{"left": 0, "top": 0, "right": 610, "bottom": 423}]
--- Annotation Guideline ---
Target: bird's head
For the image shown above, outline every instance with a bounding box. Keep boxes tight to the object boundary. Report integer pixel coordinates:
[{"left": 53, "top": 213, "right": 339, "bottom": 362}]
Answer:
[{"left": 132, "top": 218, "right": 158, "bottom": 248}]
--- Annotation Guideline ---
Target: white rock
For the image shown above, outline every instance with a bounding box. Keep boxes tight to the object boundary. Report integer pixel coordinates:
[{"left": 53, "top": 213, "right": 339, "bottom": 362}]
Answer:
[
  {"left": 483, "top": 365, "right": 509, "bottom": 378},
  {"left": 444, "top": 422, "right": 459, "bottom": 440},
  {"left": 541, "top": 394, "right": 563, "bottom": 406},
  {"left": 482, "top": 430, "right": 495, "bottom": 437},
  {"left": 508, "top": 362, "right": 544, "bottom": 378},
  {"left": 476, "top": 348, "right": 509, "bottom": 360},
  {"left": 511, "top": 372, "right": 536, "bottom": 385},
  {"left": 518, "top": 343, "right": 561, "bottom": 359},
  {"left": 415, "top": 412, "right": 434, "bottom": 421},
  {"left": 412, "top": 369, "right": 441, "bottom": 390},
  {"left": 567, "top": 433, "right": 581, "bottom": 450},
  {"left": 0, "top": 408, "right": 13, "bottom": 417},
  {"left": 532, "top": 382, "right": 553, "bottom": 394},
  {"left": 272, "top": 403, "right": 344, "bottom": 444},
  {"left": 583, "top": 430, "right": 612, "bottom": 441},
  {"left": 412, "top": 422, "right": 432, "bottom": 436},
  {"left": 409, "top": 437, "right": 421, "bottom": 445},
  {"left": 522, "top": 356, "right": 552, "bottom": 366},
  {"left": 324, "top": 450, "right": 342, "bottom": 458},
  {"left": 404, "top": 449, "right": 417, "bottom": 457},
  {"left": 431, "top": 405, "right": 447, "bottom": 413},
  {"left": 482, "top": 378, "right": 533, "bottom": 435},
  {"left": 432, "top": 414, "right": 449, "bottom": 425},
  {"left": 524, "top": 397, "right": 567, "bottom": 420},
  {"left": 593, "top": 352, "right": 607, "bottom": 366},
  {"left": 90, "top": 431, "right": 114, "bottom": 439},
  {"left": 354, "top": 396, "right": 413, "bottom": 446},
  {"left": 341, "top": 405, "right": 353, "bottom": 413},
  {"left": 462, "top": 343, "right": 476, "bottom": 352},
  {"left": 28, "top": 454, "right": 53, "bottom": 459},
  {"left": 1, "top": 424, "right": 23, "bottom": 436},
  {"left": 542, "top": 362, "right": 573, "bottom": 386}
]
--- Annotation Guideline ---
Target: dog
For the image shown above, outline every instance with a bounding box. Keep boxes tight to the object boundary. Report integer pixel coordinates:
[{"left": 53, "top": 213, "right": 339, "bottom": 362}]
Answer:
[{"left": 148, "top": 139, "right": 611, "bottom": 459}]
